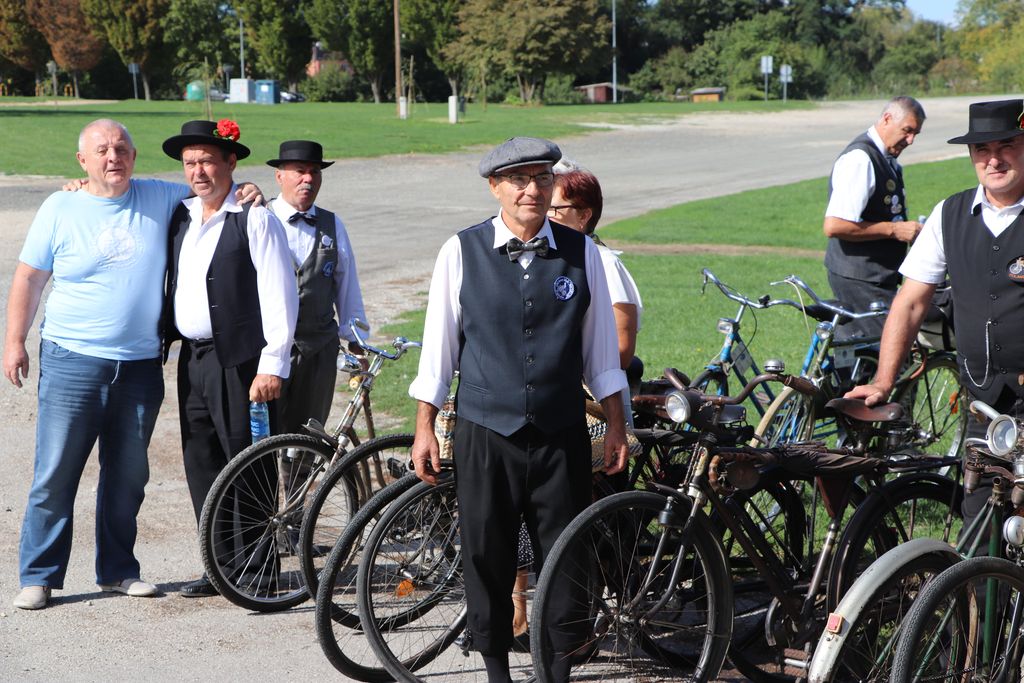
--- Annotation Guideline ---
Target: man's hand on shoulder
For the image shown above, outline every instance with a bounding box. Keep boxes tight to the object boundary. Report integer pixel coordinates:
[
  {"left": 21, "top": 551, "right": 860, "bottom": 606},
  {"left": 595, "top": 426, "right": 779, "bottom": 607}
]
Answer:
[
  {"left": 891, "top": 220, "right": 923, "bottom": 243},
  {"left": 61, "top": 178, "right": 88, "bottom": 192},
  {"left": 235, "top": 182, "right": 264, "bottom": 206},
  {"left": 249, "top": 374, "right": 282, "bottom": 402},
  {"left": 844, "top": 382, "right": 890, "bottom": 407}
]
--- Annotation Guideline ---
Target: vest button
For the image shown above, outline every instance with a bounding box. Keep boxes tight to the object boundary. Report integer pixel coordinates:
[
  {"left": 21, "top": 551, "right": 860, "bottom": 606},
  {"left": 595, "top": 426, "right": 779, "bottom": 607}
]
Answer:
[
  {"left": 1001, "top": 368, "right": 1008, "bottom": 374},
  {"left": 525, "top": 328, "right": 533, "bottom": 336},
  {"left": 525, "top": 299, "right": 533, "bottom": 308},
  {"left": 526, "top": 412, "right": 534, "bottom": 420},
  {"left": 993, "top": 245, "right": 1001, "bottom": 251},
  {"left": 991, "top": 294, "right": 998, "bottom": 300},
  {"left": 526, "top": 355, "right": 534, "bottom": 364},
  {"left": 526, "top": 383, "right": 535, "bottom": 391},
  {"left": 523, "top": 273, "right": 530, "bottom": 280},
  {"left": 996, "top": 345, "right": 1003, "bottom": 351}
]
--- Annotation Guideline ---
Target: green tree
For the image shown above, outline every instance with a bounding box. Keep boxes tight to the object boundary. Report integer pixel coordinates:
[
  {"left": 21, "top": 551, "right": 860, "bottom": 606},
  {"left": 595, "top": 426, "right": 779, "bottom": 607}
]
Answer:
[
  {"left": 628, "top": 46, "right": 691, "bottom": 98},
  {"left": 306, "top": 0, "right": 392, "bottom": 103},
  {"left": 0, "top": 0, "right": 50, "bottom": 83},
  {"left": 871, "top": 17, "right": 944, "bottom": 93},
  {"left": 25, "top": 0, "right": 106, "bottom": 97},
  {"left": 404, "top": 0, "right": 462, "bottom": 96},
  {"left": 80, "top": 0, "right": 168, "bottom": 100},
  {"left": 647, "top": 0, "right": 775, "bottom": 54},
  {"left": 956, "top": 0, "right": 1024, "bottom": 27},
  {"left": 235, "top": 0, "right": 309, "bottom": 87}
]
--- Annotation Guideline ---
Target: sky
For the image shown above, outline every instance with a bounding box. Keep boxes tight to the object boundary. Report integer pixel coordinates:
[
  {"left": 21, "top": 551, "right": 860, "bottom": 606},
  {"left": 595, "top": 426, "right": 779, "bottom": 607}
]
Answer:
[{"left": 905, "top": 0, "right": 960, "bottom": 26}]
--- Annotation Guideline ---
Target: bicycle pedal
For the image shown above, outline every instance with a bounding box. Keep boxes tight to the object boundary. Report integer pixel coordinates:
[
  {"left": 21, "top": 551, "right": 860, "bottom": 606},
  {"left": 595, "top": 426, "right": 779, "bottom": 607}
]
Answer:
[
  {"left": 455, "top": 629, "right": 472, "bottom": 655},
  {"left": 386, "top": 457, "right": 409, "bottom": 480}
]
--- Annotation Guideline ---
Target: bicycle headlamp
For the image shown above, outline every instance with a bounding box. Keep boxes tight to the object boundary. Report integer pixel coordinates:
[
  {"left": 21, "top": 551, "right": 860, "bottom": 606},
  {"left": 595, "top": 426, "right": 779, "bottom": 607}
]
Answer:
[
  {"left": 987, "top": 414, "right": 1018, "bottom": 458},
  {"left": 665, "top": 391, "right": 692, "bottom": 425}
]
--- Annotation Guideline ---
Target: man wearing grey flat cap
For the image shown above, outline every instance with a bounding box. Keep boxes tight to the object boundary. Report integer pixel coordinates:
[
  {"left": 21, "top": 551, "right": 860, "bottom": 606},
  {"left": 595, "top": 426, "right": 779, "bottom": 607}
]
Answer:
[
  {"left": 409, "top": 136, "right": 629, "bottom": 682},
  {"left": 848, "top": 98, "right": 1024, "bottom": 551}
]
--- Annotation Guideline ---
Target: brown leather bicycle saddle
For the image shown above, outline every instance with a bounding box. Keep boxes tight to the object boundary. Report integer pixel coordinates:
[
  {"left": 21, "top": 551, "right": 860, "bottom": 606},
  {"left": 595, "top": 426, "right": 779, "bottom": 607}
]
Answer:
[{"left": 825, "top": 397, "right": 904, "bottom": 423}]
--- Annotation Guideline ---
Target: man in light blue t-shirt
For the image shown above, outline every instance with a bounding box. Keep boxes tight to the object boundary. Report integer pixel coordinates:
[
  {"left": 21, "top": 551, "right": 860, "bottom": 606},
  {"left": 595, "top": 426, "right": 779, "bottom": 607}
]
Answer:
[{"left": 2, "top": 119, "right": 191, "bottom": 610}]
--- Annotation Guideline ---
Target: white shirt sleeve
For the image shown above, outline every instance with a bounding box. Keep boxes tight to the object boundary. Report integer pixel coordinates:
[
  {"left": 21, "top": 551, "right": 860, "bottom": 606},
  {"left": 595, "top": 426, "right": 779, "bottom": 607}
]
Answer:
[
  {"left": 899, "top": 200, "right": 947, "bottom": 285},
  {"left": 408, "top": 234, "right": 463, "bottom": 409},
  {"left": 247, "top": 207, "right": 299, "bottom": 377},
  {"left": 824, "top": 148, "right": 876, "bottom": 222},
  {"left": 599, "top": 246, "right": 644, "bottom": 329},
  {"left": 582, "top": 238, "right": 629, "bottom": 402},
  {"left": 333, "top": 215, "right": 368, "bottom": 342}
]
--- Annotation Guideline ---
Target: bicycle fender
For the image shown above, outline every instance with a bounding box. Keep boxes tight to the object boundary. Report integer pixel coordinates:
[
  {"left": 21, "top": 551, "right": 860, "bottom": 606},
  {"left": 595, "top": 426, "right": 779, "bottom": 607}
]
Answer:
[{"left": 807, "top": 538, "right": 960, "bottom": 682}]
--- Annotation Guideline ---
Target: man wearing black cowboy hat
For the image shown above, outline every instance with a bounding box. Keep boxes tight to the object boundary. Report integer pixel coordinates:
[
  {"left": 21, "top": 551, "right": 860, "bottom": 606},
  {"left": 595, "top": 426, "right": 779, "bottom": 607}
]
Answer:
[
  {"left": 161, "top": 120, "right": 298, "bottom": 597},
  {"left": 409, "top": 137, "right": 629, "bottom": 683},
  {"left": 849, "top": 98, "right": 1024, "bottom": 546},
  {"left": 266, "top": 140, "right": 367, "bottom": 435}
]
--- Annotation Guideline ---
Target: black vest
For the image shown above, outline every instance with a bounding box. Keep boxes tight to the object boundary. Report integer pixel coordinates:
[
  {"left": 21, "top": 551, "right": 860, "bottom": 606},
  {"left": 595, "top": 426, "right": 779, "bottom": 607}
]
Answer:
[
  {"left": 289, "top": 206, "right": 340, "bottom": 357},
  {"left": 824, "top": 132, "right": 908, "bottom": 285},
  {"left": 163, "top": 202, "right": 266, "bottom": 368},
  {"left": 942, "top": 189, "right": 1024, "bottom": 403},
  {"left": 457, "top": 220, "right": 590, "bottom": 437}
]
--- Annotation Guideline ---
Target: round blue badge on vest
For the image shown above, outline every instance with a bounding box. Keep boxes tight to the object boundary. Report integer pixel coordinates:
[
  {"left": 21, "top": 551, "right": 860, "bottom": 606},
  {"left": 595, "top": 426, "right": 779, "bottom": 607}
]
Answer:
[
  {"left": 322, "top": 261, "right": 335, "bottom": 278},
  {"left": 1008, "top": 256, "right": 1024, "bottom": 282},
  {"left": 553, "top": 276, "right": 575, "bottom": 300}
]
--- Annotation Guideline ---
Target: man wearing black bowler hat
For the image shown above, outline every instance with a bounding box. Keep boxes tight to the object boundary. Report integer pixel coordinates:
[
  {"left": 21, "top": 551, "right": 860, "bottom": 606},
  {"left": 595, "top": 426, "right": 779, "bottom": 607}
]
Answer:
[
  {"left": 409, "top": 136, "right": 629, "bottom": 682},
  {"left": 266, "top": 140, "right": 367, "bottom": 435},
  {"left": 161, "top": 120, "right": 298, "bottom": 597},
  {"left": 848, "top": 99, "right": 1024, "bottom": 546}
]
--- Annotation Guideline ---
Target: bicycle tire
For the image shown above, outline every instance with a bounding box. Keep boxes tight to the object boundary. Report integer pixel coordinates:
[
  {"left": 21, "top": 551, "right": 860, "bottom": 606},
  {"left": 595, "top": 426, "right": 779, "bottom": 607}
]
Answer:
[
  {"left": 530, "top": 490, "right": 733, "bottom": 683},
  {"left": 821, "top": 550, "right": 958, "bottom": 682},
  {"left": 827, "top": 473, "right": 961, "bottom": 611},
  {"left": 891, "top": 353, "right": 967, "bottom": 461},
  {"left": 199, "top": 433, "right": 333, "bottom": 611},
  {"left": 692, "top": 368, "right": 729, "bottom": 398},
  {"left": 314, "top": 473, "right": 422, "bottom": 682},
  {"left": 299, "top": 433, "right": 415, "bottom": 594},
  {"left": 755, "top": 386, "right": 816, "bottom": 446},
  {"left": 357, "top": 476, "right": 472, "bottom": 680},
  {"left": 891, "top": 556, "right": 1024, "bottom": 683}
]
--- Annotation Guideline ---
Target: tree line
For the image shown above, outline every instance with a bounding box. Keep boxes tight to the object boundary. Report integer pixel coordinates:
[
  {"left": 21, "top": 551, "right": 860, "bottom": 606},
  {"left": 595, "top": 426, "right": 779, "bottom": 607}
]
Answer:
[{"left": 0, "top": 0, "right": 1020, "bottom": 104}]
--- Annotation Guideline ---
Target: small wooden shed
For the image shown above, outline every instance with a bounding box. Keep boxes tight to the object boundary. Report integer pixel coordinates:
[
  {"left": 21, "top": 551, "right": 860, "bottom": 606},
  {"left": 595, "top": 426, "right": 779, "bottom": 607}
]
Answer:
[{"left": 690, "top": 87, "right": 726, "bottom": 103}]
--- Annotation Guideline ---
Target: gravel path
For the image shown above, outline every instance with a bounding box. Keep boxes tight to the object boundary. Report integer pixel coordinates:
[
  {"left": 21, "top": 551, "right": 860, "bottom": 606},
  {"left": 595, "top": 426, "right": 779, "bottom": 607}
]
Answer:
[{"left": 0, "top": 95, "right": 990, "bottom": 681}]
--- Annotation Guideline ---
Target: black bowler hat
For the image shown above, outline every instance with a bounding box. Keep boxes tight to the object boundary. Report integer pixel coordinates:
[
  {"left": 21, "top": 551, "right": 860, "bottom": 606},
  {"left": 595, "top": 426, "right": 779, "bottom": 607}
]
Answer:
[
  {"left": 266, "top": 140, "right": 334, "bottom": 168},
  {"left": 948, "top": 99, "right": 1024, "bottom": 145},
  {"left": 162, "top": 119, "right": 250, "bottom": 160}
]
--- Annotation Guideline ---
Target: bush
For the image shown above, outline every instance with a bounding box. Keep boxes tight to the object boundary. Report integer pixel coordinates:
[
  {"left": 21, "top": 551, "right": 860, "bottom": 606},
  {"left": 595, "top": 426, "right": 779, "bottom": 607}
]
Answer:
[
  {"left": 300, "top": 63, "right": 359, "bottom": 102},
  {"left": 542, "top": 74, "right": 585, "bottom": 104}
]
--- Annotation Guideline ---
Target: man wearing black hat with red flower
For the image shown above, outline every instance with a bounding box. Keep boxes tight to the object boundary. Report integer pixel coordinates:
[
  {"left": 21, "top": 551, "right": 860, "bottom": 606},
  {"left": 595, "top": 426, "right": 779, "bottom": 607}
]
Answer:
[
  {"left": 161, "top": 120, "right": 298, "bottom": 597},
  {"left": 849, "top": 99, "right": 1024, "bottom": 545},
  {"left": 266, "top": 140, "right": 366, "bottom": 435}
]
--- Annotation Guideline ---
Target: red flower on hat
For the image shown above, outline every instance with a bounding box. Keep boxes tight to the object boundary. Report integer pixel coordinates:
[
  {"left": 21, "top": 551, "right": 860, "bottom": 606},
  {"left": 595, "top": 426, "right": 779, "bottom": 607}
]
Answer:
[{"left": 214, "top": 119, "right": 240, "bottom": 142}]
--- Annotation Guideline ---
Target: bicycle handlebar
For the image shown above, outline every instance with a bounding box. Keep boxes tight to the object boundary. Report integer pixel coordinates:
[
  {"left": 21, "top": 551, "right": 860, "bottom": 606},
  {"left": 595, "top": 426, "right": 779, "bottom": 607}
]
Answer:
[
  {"left": 701, "top": 268, "right": 793, "bottom": 310},
  {"left": 768, "top": 274, "right": 887, "bottom": 320},
  {"left": 348, "top": 317, "right": 422, "bottom": 361}
]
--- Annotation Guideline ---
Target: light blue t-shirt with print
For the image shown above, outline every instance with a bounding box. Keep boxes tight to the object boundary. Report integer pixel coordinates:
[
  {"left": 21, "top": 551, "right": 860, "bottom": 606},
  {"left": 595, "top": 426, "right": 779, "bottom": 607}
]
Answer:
[{"left": 19, "top": 178, "right": 191, "bottom": 361}]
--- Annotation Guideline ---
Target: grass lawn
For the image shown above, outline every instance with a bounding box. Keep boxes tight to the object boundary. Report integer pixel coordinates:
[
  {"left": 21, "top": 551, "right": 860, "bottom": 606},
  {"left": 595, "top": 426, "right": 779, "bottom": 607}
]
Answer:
[
  {"left": 367, "top": 155, "right": 976, "bottom": 431},
  {"left": 0, "top": 98, "right": 812, "bottom": 176}
]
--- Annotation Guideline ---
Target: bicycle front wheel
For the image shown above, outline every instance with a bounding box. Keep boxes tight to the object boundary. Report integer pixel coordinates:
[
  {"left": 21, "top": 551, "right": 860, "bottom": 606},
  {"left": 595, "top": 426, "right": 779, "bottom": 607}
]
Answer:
[
  {"left": 530, "top": 490, "right": 732, "bottom": 683},
  {"left": 755, "top": 386, "right": 816, "bottom": 446},
  {"left": 199, "top": 433, "right": 333, "bottom": 611},
  {"left": 891, "top": 556, "right": 1024, "bottom": 683},
  {"left": 891, "top": 353, "right": 967, "bottom": 461}
]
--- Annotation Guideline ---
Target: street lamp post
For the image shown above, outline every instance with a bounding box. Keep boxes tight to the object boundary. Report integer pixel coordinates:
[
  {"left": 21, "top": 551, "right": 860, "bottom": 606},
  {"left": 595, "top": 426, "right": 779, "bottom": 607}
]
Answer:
[
  {"left": 239, "top": 17, "right": 246, "bottom": 79},
  {"left": 611, "top": 0, "right": 617, "bottom": 104}
]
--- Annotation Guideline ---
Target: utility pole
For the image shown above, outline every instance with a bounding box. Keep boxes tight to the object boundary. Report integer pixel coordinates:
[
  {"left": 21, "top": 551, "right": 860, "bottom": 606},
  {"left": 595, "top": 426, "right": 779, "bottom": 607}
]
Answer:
[
  {"left": 394, "top": 0, "right": 403, "bottom": 118},
  {"left": 611, "top": 0, "right": 618, "bottom": 103},
  {"left": 239, "top": 16, "right": 246, "bottom": 79}
]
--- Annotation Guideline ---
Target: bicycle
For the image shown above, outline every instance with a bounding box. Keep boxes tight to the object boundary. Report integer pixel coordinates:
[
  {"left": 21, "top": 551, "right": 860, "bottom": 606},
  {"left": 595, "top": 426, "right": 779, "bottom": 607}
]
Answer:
[
  {"left": 528, "top": 370, "right": 960, "bottom": 682},
  {"left": 811, "top": 400, "right": 1022, "bottom": 682},
  {"left": 197, "top": 318, "right": 420, "bottom": 611}
]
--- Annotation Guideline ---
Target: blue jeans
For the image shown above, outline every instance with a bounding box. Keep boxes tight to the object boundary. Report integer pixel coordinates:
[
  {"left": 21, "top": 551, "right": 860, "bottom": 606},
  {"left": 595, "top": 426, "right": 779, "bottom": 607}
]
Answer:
[{"left": 19, "top": 340, "right": 163, "bottom": 588}]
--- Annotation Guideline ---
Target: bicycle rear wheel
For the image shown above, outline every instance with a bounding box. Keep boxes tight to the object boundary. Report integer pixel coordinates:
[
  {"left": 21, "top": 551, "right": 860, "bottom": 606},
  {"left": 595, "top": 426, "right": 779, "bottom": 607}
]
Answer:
[
  {"left": 530, "top": 490, "right": 732, "bottom": 682},
  {"left": 314, "top": 473, "right": 422, "bottom": 682},
  {"left": 891, "top": 556, "right": 1024, "bottom": 683},
  {"left": 891, "top": 353, "right": 966, "bottom": 461},
  {"left": 299, "top": 433, "right": 415, "bottom": 594},
  {"left": 199, "top": 433, "right": 333, "bottom": 611}
]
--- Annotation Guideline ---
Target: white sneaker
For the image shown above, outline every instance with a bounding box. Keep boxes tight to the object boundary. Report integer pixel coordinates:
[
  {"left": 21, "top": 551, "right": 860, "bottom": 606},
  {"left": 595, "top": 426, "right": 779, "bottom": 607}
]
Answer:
[
  {"left": 98, "top": 578, "right": 158, "bottom": 597},
  {"left": 13, "top": 586, "right": 50, "bottom": 610}
]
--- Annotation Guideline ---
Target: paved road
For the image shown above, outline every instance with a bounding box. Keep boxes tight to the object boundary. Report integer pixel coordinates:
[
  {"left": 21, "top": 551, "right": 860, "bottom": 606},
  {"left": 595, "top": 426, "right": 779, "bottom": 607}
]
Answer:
[{"left": 0, "top": 95, "right": 993, "bottom": 681}]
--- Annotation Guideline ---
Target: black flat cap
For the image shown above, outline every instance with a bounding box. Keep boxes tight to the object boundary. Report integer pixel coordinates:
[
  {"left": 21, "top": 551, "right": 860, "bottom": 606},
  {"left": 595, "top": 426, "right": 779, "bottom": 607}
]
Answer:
[
  {"left": 478, "top": 137, "right": 561, "bottom": 177},
  {"left": 267, "top": 140, "right": 334, "bottom": 168},
  {"left": 163, "top": 119, "right": 250, "bottom": 160},
  {"left": 948, "top": 99, "right": 1024, "bottom": 145}
]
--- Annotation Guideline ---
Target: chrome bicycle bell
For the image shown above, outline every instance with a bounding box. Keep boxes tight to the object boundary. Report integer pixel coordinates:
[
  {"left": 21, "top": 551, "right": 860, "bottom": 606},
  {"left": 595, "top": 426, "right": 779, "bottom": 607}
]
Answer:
[
  {"left": 1004, "top": 514, "right": 1024, "bottom": 548},
  {"left": 763, "top": 359, "right": 785, "bottom": 373}
]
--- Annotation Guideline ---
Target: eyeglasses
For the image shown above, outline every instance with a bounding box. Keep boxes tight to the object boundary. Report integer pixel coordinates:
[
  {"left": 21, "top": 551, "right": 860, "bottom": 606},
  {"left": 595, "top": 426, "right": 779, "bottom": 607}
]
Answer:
[
  {"left": 496, "top": 172, "right": 555, "bottom": 189},
  {"left": 547, "top": 204, "right": 578, "bottom": 216}
]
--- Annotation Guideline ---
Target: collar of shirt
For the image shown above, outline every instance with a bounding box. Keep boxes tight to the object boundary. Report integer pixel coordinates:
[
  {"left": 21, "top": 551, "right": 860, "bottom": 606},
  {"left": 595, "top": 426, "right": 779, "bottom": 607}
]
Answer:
[
  {"left": 269, "top": 196, "right": 317, "bottom": 224},
  {"left": 184, "top": 183, "right": 241, "bottom": 231},
  {"left": 971, "top": 184, "right": 1024, "bottom": 216},
  {"left": 866, "top": 126, "right": 898, "bottom": 168},
  {"left": 269, "top": 196, "right": 320, "bottom": 269},
  {"left": 491, "top": 212, "right": 558, "bottom": 269}
]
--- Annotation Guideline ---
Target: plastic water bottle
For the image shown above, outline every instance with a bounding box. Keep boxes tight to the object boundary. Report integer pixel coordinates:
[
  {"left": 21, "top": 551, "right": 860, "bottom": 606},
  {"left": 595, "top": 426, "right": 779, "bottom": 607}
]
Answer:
[{"left": 250, "top": 401, "right": 270, "bottom": 443}]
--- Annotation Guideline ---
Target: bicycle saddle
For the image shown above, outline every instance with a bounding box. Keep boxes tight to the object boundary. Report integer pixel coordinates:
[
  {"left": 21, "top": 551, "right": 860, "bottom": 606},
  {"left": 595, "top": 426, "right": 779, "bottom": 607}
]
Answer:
[{"left": 825, "top": 397, "right": 904, "bottom": 423}]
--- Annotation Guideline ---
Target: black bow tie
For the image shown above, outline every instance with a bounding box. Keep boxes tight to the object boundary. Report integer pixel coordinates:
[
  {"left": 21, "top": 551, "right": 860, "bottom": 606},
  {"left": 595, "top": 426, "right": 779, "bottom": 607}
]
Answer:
[
  {"left": 506, "top": 236, "right": 549, "bottom": 261},
  {"left": 288, "top": 211, "right": 315, "bottom": 225}
]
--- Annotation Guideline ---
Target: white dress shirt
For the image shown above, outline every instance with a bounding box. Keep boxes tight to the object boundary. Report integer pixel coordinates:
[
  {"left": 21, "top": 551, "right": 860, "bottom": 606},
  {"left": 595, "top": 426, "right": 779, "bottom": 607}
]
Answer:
[
  {"left": 901, "top": 185, "right": 1024, "bottom": 285},
  {"left": 825, "top": 126, "right": 899, "bottom": 222},
  {"left": 269, "top": 197, "right": 368, "bottom": 342},
  {"left": 409, "top": 212, "right": 628, "bottom": 410},
  {"left": 173, "top": 186, "right": 298, "bottom": 377}
]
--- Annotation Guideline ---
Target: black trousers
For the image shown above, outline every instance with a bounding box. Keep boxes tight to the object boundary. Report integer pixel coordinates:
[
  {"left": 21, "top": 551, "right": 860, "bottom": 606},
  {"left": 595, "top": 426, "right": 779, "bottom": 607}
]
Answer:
[
  {"left": 279, "top": 338, "right": 340, "bottom": 434},
  {"left": 453, "top": 419, "right": 592, "bottom": 655},
  {"left": 177, "top": 340, "right": 260, "bottom": 524},
  {"left": 826, "top": 270, "right": 899, "bottom": 341}
]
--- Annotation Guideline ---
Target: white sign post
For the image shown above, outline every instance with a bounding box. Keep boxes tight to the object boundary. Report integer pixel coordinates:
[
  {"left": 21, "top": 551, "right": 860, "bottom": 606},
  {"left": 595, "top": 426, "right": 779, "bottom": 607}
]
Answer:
[
  {"left": 760, "top": 55, "right": 773, "bottom": 102},
  {"left": 780, "top": 64, "right": 793, "bottom": 103},
  {"left": 128, "top": 62, "right": 139, "bottom": 99}
]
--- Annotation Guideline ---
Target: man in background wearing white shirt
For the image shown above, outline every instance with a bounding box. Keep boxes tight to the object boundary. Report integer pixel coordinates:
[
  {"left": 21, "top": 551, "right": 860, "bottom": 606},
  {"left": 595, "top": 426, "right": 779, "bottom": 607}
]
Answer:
[
  {"left": 266, "top": 140, "right": 367, "bottom": 434},
  {"left": 160, "top": 120, "right": 298, "bottom": 598},
  {"left": 823, "top": 96, "right": 925, "bottom": 339}
]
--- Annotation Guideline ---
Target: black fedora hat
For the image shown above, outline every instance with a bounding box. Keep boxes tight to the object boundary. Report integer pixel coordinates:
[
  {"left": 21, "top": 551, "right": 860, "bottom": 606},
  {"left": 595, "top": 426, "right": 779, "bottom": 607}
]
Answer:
[
  {"left": 948, "top": 99, "right": 1024, "bottom": 145},
  {"left": 266, "top": 140, "right": 334, "bottom": 168},
  {"left": 162, "top": 119, "right": 250, "bottom": 160}
]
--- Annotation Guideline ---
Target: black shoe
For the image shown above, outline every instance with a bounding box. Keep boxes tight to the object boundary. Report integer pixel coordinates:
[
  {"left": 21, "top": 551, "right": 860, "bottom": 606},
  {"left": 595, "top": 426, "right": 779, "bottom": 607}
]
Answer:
[
  {"left": 511, "top": 631, "right": 530, "bottom": 653},
  {"left": 180, "top": 575, "right": 218, "bottom": 598}
]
